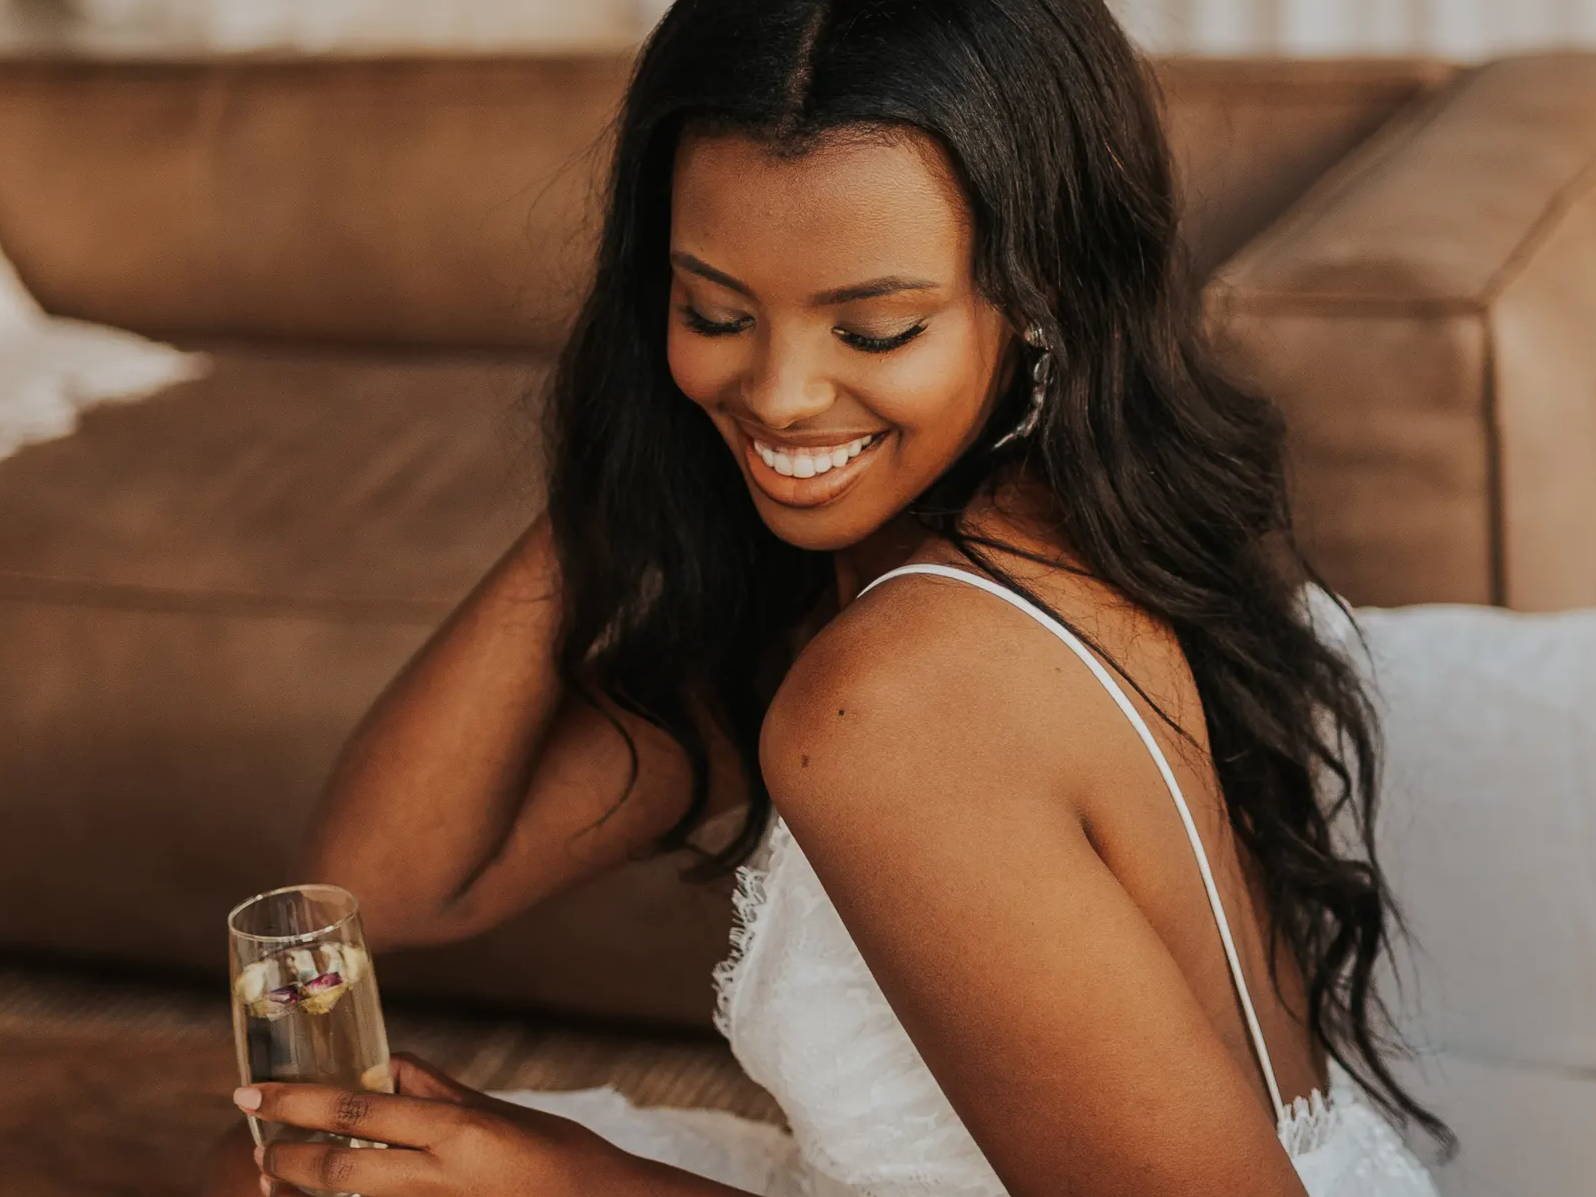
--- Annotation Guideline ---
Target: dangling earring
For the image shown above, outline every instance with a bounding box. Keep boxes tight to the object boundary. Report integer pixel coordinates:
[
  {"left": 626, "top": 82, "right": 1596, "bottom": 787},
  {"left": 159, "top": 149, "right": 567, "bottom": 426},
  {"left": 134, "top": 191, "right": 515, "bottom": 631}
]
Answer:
[{"left": 990, "top": 322, "right": 1051, "bottom": 453}]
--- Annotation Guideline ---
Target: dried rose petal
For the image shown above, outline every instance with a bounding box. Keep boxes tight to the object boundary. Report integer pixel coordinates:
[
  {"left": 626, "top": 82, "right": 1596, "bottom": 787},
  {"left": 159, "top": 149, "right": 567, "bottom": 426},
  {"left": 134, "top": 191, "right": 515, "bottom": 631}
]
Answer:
[
  {"left": 299, "top": 968, "right": 349, "bottom": 1014},
  {"left": 304, "top": 971, "right": 343, "bottom": 994},
  {"left": 250, "top": 983, "right": 304, "bottom": 1020}
]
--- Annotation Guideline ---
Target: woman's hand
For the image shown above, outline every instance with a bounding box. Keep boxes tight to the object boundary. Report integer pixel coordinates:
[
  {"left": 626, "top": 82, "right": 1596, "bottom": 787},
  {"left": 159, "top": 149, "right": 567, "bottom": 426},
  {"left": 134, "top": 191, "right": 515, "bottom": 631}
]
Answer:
[{"left": 240, "top": 1050, "right": 646, "bottom": 1196}]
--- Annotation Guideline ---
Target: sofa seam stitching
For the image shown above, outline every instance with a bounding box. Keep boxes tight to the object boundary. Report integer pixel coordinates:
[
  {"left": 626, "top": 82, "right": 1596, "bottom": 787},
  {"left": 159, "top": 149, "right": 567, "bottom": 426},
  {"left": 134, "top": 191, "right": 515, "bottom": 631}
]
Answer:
[
  {"left": 1213, "top": 293, "right": 1485, "bottom": 319},
  {"left": 1476, "top": 153, "right": 1596, "bottom": 306},
  {"left": 1480, "top": 319, "right": 1507, "bottom": 607},
  {"left": 1218, "top": 63, "right": 1476, "bottom": 287}
]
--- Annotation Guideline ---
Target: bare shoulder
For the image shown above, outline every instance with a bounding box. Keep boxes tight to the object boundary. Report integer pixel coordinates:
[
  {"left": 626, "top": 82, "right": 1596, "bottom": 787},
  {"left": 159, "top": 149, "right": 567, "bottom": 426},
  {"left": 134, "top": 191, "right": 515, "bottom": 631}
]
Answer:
[{"left": 760, "top": 542, "right": 1185, "bottom": 822}]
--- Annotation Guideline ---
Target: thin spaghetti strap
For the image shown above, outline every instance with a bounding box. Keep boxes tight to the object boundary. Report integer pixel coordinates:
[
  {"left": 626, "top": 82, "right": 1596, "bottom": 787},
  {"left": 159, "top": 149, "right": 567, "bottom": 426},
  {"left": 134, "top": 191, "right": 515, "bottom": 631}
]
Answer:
[{"left": 857, "top": 562, "right": 1289, "bottom": 1124}]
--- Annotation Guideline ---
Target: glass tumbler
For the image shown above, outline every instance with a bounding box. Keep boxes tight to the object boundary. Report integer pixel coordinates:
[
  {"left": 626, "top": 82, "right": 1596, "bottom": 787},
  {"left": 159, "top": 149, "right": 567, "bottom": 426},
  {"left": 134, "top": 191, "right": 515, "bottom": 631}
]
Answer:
[{"left": 228, "top": 883, "right": 394, "bottom": 1197}]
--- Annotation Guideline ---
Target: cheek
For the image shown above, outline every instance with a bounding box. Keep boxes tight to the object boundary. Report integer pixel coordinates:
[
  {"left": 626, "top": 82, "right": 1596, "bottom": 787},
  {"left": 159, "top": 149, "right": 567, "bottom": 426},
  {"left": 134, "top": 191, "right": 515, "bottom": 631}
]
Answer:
[
  {"left": 666, "top": 327, "right": 733, "bottom": 409},
  {"left": 863, "top": 323, "right": 994, "bottom": 435}
]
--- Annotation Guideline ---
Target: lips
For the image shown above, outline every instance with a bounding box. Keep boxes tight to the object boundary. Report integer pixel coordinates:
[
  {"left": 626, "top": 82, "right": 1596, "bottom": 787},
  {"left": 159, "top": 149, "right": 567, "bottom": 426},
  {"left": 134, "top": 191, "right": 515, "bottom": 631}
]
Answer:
[{"left": 739, "top": 426, "right": 890, "bottom": 509}]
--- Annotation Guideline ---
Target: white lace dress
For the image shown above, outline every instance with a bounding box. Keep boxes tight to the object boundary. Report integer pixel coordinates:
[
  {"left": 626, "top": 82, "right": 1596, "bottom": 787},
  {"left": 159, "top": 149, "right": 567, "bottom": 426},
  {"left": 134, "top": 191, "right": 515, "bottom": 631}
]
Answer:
[{"left": 491, "top": 566, "right": 1441, "bottom": 1196}]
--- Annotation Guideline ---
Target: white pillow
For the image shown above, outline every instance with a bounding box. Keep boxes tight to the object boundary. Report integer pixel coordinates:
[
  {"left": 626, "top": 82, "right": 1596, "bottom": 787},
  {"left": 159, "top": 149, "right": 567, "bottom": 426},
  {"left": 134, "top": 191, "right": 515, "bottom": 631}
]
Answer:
[
  {"left": 1304, "top": 590, "right": 1596, "bottom": 1197},
  {"left": 0, "top": 247, "right": 207, "bottom": 461}
]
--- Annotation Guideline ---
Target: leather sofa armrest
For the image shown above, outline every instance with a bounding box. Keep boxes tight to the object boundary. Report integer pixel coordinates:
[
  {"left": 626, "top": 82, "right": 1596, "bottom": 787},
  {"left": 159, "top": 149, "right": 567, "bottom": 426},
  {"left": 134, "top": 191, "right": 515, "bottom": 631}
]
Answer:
[{"left": 1205, "top": 54, "right": 1596, "bottom": 610}]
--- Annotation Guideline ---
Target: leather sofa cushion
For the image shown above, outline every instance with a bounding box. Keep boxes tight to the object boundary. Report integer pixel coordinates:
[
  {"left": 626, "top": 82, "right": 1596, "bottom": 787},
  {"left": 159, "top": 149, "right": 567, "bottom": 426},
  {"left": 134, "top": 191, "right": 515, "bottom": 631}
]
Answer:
[
  {"left": 0, "top": 341, "right": 539, "bottom": 601},
  {"left": 0, "top": 56, "right": 631, "bottom": 351},
  {"left": 1157, "top": 57, "right": 1454, "bottom": 277},
  {"left": 0, "top": 342, "right": 739, "bottom": 1029},
  {"left": 0, "top": 55, "right": 1450, "bottom": 349},
  {"left": 1209, "top": 54, "right": 1596, "bottom": 609}
]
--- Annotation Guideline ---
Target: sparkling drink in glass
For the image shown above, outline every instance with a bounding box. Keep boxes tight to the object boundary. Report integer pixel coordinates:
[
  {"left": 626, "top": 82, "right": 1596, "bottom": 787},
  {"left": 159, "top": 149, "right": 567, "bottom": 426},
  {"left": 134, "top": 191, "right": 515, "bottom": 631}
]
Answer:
[{"left": 228, "top": 883, "right": 394, "bottom": 1197}]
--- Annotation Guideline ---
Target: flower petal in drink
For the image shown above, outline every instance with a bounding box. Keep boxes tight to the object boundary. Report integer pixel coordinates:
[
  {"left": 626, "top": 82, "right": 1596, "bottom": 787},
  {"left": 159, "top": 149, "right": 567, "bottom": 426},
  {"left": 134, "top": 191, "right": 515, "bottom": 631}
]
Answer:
[{"left": 300, "top": 971, "right": 348, "bottom": 1014}]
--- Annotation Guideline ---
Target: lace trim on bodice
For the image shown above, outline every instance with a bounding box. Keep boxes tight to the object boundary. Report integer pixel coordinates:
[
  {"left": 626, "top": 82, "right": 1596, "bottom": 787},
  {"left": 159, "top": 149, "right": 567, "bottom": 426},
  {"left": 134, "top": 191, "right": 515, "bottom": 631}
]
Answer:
[
  {"left": 709, "top": 810, "right": 792, "bottom": 1041},
  {"left": 1279, "top": 1077, "right": 1341, "bottom": 1156},
  {"left": 709, "top": 813, "right": 1349, "bottom": 1159}
]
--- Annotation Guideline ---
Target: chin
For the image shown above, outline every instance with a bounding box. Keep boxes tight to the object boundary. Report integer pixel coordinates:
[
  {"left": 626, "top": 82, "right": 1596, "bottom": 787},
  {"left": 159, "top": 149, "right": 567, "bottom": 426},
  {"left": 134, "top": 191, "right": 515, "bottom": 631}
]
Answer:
[{"left": 751, "top": 499, "right": 881, "bottom": 553}]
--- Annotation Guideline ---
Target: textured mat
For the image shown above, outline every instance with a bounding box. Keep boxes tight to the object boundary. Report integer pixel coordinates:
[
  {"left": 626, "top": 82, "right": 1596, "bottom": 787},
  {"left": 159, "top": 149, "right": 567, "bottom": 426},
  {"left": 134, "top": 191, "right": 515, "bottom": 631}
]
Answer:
[{"left": 0, "top": 960, "right": 781, "bottom": 1197}]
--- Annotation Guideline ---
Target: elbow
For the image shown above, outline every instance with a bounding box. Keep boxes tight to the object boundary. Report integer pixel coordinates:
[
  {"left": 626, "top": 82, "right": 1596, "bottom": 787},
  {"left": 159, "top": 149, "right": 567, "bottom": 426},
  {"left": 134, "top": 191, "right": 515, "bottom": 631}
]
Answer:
[
  {"left": 360, "top": 893, "right": 483, "bottom": 954},
  {"left": 290, "top": 854, "right": 467, "bottom": 956},
  {"left": 291, "top": 817, "right": 503, "bottom": 953},
  {"left": 341, "top": 885, "right": 480, "bottom": 955}
]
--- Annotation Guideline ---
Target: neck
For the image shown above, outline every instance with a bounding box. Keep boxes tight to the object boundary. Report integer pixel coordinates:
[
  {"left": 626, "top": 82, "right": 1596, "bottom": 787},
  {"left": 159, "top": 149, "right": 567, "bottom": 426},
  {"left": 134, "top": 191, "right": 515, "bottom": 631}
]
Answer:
[
  {"left": 834, "top": 459, "right": 1060, "bottom": 610},
  {"left": 832, "top": 509, "right": 928, "bottom": 612}
]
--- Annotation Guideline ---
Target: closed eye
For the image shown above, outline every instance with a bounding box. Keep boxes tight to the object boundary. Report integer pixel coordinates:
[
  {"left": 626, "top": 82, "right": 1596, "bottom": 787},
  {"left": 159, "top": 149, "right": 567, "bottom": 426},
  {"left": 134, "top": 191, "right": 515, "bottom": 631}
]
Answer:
[
  {"left": 677, "top": 305, "right": 926, "bottom": 355},
  {"left": 837, "top": 323, "right": 926, "bottom": 354},
  {"left": 678, "top": 305, "right": 749, "bottom": 337}
]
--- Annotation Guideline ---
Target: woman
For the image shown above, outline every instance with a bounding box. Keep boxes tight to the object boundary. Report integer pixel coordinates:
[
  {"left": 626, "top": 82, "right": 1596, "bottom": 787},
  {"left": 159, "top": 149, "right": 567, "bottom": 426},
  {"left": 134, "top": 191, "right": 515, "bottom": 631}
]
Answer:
[{"left": 214, "top": 2, "right": 1453, "bottom": 1194}]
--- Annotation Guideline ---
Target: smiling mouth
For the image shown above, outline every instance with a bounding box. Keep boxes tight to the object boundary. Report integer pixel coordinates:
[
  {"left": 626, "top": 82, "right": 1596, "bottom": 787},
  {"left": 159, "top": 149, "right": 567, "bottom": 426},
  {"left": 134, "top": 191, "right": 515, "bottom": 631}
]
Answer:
[{"left": 738, "top": 427, "right": 891, "bottom": 509}]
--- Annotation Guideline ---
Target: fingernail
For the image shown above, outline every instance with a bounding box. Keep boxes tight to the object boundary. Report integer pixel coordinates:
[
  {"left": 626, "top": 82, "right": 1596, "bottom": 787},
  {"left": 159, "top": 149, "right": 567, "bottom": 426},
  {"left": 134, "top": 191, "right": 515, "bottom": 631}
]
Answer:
[
  {"left": 233, "top": 1086, "right": 263, "bottom": 1110},
  {"left": 253, "top": 1144, "right": 265, "bottom": 1167},
  {"left": 258, "top": 1174, "right": 273, "bottom": 1195}
]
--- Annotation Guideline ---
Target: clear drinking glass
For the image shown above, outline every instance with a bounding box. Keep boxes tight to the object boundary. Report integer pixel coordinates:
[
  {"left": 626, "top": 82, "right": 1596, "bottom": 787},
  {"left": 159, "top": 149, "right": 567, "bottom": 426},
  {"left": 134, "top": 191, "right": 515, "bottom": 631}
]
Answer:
[{"left": 228, "top": 883, "right": 394, "bottom": 1197}]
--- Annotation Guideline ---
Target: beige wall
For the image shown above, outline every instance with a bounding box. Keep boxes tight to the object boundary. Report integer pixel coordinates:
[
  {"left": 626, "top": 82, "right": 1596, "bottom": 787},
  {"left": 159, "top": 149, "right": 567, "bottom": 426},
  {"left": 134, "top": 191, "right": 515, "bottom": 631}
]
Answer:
[
  {"left": 8, "top": 1, "right": 1596, "bottom": 58},
  {"left": 1111, "top": 0, "right": 1596, "bottom": 57},
  {"left": 0, "top": 0, "right": 648, "bottom": 53}
]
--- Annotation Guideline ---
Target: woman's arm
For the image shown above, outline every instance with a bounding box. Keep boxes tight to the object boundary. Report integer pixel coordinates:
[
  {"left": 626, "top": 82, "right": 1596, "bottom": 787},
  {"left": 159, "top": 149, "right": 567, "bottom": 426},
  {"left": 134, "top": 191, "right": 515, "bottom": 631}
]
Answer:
[
  {"left": 296, "top": 509, "right": 752, "bottom": 952},
  {"left": 757, "top": 592, "right": 1310, "bottom": 1197}
]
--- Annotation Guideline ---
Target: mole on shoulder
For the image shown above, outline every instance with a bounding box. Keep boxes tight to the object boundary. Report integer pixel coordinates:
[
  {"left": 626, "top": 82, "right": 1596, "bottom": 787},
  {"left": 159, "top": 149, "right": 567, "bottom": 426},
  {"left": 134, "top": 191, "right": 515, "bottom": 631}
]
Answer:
[
  {"left": 801, "top": 754, "right": 810, "bottom": 768},
  {"left": 837, "top": 708, "right": 846, "bottom": 716}
]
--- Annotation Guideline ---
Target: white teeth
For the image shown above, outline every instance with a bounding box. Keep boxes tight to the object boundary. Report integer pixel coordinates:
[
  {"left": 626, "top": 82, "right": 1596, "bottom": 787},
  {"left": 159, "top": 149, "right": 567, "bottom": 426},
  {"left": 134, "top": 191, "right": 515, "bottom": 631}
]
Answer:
[{"left": 754, "top": 434, "right": 878, "bottom": 479}]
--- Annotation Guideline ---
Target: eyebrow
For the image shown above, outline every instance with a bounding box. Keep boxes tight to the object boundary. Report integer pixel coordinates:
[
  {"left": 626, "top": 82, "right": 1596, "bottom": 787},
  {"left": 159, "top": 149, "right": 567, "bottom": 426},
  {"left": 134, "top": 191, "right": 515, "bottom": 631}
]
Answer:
[{"left": 670, "top": 251, "right": 940, "bottom": 306}]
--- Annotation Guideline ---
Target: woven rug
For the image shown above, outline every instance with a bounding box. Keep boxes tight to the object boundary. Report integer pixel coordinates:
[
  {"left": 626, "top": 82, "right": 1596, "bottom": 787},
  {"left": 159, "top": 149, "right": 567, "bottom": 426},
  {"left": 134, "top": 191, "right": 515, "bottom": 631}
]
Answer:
[{"left": 0, "top": 958, "right": 781, "bottom": 1197}]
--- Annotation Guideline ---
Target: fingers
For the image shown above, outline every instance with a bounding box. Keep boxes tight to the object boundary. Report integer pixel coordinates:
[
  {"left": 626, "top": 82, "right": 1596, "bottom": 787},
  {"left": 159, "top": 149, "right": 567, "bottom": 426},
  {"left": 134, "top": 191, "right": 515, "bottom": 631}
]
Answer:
[
  {"left": 390, "top": 1051, "right": 472, "bottom": 1103},
  {"left": 241, "top": 1082, "right": 471, "bottom": 1150},
  {"left": 260, "top": 1139, "right": 430, "bottom": 1197}
]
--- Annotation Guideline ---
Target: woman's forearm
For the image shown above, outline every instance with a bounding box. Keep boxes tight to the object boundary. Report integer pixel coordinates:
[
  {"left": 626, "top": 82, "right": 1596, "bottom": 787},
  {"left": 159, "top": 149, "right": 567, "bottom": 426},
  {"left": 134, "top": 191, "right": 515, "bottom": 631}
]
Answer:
[{"left": 295, "top": 510, "right": 566, "bottom": 950}]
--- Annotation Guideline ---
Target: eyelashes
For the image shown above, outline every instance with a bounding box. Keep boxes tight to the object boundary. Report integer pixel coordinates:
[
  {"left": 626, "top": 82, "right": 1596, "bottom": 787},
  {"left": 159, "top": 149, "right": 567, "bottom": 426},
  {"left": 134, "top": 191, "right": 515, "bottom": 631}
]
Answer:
[
  {"left": 676, "top": 305, "right": 927, "bottom": 355},
  {"left": 676, "top": 307, "right": 747, "bottom": 339},
  {"left": 841, "top": 324, "right": 928, "bottom": 354}
]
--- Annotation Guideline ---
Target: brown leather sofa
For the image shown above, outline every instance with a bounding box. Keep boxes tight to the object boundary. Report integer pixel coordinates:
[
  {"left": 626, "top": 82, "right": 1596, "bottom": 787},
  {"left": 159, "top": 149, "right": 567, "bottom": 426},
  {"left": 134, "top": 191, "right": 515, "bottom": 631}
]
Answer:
[{"left": 2, "top": 50, "right": 1593, "bottom": 1196}]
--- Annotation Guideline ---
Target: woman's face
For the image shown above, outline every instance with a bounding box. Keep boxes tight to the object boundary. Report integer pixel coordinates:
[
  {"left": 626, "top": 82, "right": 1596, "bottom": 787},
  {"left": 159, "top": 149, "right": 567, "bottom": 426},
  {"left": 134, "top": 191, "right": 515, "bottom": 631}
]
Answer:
[{"left": 667, "top": 125, "right": 1019, "bottom": 552}]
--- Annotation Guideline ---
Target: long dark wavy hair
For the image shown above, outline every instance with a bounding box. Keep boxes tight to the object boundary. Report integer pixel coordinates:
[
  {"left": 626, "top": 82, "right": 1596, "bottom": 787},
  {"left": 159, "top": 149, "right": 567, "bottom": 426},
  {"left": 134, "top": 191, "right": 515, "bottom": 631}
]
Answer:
[{"left": 539, "top": 0, "right": 1453, "bottom": 1154}]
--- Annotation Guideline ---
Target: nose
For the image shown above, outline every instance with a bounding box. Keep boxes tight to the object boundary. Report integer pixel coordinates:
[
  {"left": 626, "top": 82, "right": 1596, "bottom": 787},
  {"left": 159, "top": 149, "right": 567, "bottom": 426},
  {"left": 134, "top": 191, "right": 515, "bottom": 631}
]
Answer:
[{"left": 739, "top": 338, "right": 834, "bottom": 430}]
